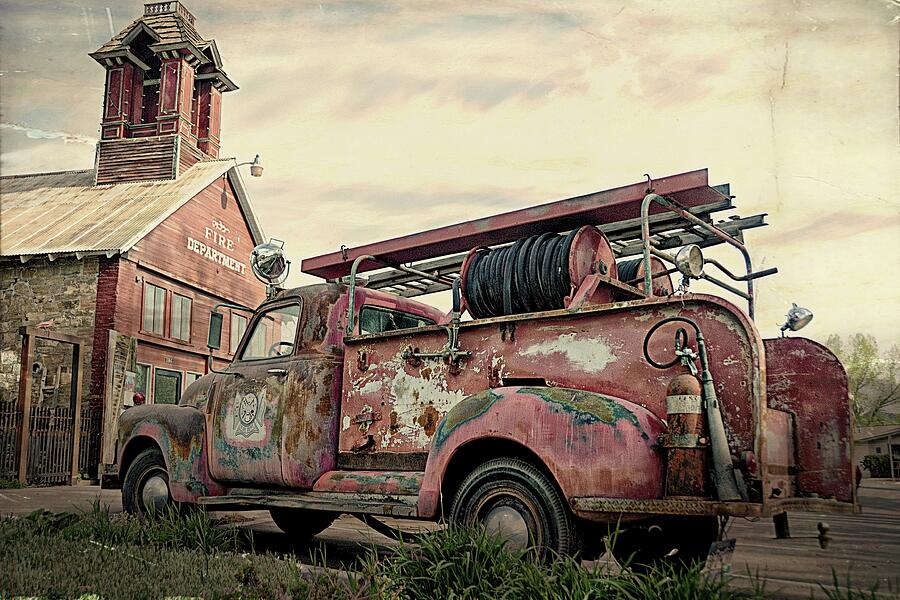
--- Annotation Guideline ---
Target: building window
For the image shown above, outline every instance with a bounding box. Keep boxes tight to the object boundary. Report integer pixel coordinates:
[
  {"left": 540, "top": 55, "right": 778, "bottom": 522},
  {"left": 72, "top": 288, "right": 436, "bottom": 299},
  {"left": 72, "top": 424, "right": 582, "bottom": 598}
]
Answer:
[
  {"left": 185, "top": 372, "right": 202, "bottom": 387},
  {"left": 153, "top": 368, "right": 182, "bottom": 405},
  {"left": 142, "top": 282, "right": 165, "bottom": 335},
  {"left": 171, "top": 293, "right": 192, "bottom": 341},
  {"left": 230, "top": 313, "right": 248, "bottom": 354},
  {"left": 135, "top": 363, "right": 151, "bottom": 400},
  {"left": 876, "top": 447, "right": 882, "bottom": 454},
  {"left": 240, "top": 303, "right": 300, "bottom": 361}
]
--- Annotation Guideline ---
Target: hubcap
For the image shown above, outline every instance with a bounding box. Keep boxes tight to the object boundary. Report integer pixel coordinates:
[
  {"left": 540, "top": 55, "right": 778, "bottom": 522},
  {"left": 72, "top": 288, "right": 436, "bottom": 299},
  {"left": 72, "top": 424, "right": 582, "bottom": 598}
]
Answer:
[
  {"left": 141, "top": 474, "right": 169, "bottom": 513},
  {"left": 483, "top": 505, "right": 530, "bottom": 551}
]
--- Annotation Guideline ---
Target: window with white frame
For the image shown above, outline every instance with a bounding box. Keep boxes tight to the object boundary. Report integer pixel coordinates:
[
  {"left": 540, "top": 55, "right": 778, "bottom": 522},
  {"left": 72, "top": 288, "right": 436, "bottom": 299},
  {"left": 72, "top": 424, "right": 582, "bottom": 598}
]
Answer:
[
  {"left": 171, "top": 293, "right": 192, "bottom": 341},
  {"left": 142, "top": 283, "right": 165, "bottom": 335},
  {"left": 230, "top": 313, "right": 248, "bottom": 354}
]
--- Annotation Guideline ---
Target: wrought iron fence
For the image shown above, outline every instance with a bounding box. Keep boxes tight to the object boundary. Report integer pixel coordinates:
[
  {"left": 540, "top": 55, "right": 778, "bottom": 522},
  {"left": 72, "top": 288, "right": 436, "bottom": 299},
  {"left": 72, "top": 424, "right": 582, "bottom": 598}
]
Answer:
[
  {"left": 78, "top": 407, "right": 103, "bottom": 478},
  {"left": 26, "top": 406, "right": 76, "bottom": 484},
  {"left": 0, "top": 404, "right": 103, "bottom": 484},
  {"left": 0, "top": 404, "right": 20, "bottom": 480}
]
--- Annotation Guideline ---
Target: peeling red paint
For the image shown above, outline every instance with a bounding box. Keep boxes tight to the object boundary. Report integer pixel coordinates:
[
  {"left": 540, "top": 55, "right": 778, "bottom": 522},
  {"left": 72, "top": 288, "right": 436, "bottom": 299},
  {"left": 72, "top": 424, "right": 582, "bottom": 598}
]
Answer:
[{"left": 764, "top": 337, "right": 854, "bottom": 503}]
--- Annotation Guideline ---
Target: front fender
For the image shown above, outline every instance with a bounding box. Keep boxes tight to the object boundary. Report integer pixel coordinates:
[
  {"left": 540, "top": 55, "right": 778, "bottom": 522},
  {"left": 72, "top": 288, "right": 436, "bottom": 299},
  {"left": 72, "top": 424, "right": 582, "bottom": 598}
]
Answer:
[
  {"left": 118, "top": 405, "right": 225, "bottom": 502},
  {"left": 417, "top": 386, "right": 666, "bottom": 517}
]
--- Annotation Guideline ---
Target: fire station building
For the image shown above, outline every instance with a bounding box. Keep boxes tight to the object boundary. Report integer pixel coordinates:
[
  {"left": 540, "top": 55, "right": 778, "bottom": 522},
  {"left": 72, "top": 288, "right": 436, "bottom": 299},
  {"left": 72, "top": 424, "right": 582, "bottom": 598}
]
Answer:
[{"left": 0, "top": 2, "right": 267, "bottom": 480}]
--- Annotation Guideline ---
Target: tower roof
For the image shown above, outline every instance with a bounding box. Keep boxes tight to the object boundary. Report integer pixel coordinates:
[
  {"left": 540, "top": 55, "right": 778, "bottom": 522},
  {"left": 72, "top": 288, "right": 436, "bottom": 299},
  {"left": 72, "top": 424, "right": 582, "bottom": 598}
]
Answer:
[{"left": 90, "top": 1, "right": 236, "bottom": 91}]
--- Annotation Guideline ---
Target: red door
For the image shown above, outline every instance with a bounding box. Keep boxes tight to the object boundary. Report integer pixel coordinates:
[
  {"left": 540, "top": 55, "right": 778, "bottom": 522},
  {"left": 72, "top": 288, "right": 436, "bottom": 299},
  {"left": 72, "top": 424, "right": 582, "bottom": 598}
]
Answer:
[{"left": 208, "top": 301, "right": 301, "bottom": 485}]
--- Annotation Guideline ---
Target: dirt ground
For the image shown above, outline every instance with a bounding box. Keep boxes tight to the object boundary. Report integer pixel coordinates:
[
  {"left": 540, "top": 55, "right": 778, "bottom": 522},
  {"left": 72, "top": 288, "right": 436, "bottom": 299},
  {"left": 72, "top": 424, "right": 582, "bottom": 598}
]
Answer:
[{"left": 2, "top": 479, "right": 898, "bottom": 598}]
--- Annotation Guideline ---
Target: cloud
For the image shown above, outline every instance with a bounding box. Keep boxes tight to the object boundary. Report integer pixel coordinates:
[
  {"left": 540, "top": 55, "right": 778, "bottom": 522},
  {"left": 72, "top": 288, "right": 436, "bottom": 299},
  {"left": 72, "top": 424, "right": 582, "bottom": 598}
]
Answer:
[
  {"left": 1, "top": 0, "right": 899, "bottom": 346},
  {"left": 0, "top": 123, "right": 97, "bottom": 146}
]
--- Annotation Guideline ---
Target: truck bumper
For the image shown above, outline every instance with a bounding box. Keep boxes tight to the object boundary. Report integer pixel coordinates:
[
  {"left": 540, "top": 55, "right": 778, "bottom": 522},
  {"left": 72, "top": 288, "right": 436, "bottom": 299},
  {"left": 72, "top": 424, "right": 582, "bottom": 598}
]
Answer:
[{"left": 570, "top": 496, "right": 860, "bottom": 521}]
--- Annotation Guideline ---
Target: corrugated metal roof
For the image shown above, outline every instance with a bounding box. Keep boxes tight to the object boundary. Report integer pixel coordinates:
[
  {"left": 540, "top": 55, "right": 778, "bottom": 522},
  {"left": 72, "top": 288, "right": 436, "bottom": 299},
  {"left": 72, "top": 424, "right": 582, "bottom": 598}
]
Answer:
[{"left": 0, "top": 159, "right": 261, "bottom": 258}]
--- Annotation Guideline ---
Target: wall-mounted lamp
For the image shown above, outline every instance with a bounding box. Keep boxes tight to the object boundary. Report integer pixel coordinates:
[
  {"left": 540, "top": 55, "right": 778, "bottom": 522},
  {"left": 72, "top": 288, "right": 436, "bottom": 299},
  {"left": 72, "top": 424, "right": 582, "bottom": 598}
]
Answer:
[{"left": 235, "top": 154, "right": 264, "bottom": 177}]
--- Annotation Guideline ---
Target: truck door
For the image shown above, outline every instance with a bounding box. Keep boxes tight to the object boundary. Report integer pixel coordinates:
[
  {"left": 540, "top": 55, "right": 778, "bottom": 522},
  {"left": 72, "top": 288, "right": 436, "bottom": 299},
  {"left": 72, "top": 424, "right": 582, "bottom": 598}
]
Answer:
[{"left": 208, "top": 301, "right": 302, "bottom": 485}]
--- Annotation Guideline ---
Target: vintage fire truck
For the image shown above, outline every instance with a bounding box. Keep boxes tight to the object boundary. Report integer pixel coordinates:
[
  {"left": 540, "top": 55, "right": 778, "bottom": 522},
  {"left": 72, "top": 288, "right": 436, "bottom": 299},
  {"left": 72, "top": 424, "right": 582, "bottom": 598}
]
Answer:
[{"left": 107, "top": 169, "right": 857, "bottom": 564}]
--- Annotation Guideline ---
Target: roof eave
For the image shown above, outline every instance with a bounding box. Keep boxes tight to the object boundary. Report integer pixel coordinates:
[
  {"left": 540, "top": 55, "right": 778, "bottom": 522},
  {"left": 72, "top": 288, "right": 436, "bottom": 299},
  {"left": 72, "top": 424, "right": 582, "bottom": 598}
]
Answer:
[
  {"left": 226, "top": 165, "right": 266, "bottom": 246},
  {"left": 148, "top": 41, "right": 209, "bottom": 65},
  {"left": 88, "top": 48, "right": 152, "bottom": 71},
  {"left": 195, "top": 70, "right": 238, "bottom": 92},
  {"left": 1, "top": 249, "right": 122, "bottom": 263}
]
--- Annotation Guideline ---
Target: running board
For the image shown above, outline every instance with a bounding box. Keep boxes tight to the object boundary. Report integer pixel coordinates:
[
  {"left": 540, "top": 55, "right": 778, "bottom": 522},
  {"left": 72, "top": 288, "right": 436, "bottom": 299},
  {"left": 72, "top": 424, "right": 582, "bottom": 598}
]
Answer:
[{"left": 198, "top": 491, "right": 420, "bottom": 517}]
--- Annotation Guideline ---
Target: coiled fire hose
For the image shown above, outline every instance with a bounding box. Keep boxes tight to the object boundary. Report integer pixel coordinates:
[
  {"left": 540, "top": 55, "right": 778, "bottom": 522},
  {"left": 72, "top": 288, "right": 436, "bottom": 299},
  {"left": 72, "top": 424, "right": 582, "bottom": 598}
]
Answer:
[{"left": 464, "top": 230, "right": 580, "bottom": 318}]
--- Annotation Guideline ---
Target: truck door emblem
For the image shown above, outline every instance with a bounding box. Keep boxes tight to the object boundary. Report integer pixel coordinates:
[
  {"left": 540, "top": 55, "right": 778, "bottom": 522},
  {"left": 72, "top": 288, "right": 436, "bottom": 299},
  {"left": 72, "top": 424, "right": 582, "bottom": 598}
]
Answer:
[{"left": 234, "top": 392, "right": 263, "bottom": 438}]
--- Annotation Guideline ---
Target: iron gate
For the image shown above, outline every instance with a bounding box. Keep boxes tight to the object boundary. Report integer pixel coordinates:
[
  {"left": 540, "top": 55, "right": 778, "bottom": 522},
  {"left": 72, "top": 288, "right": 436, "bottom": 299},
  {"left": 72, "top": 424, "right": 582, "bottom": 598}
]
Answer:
[{"left": 0, "top": 404, "right": 101, "bottom": 483}]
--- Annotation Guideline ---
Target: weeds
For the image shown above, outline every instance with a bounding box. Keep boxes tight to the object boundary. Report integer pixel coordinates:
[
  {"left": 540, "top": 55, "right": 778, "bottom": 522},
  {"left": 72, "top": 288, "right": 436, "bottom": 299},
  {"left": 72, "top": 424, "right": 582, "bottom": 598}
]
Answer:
[
  {"left": 821, "top": 570, "right": 899, "bottom": 600},
  {"left": 23, "top": 499, "right": 251, "bottom": 553},
  {"left": 0, "top": 478, "right": 26, "bottom": 489},
  {"left": 0, "top": 507, "right": 891, "bottom": 599}
]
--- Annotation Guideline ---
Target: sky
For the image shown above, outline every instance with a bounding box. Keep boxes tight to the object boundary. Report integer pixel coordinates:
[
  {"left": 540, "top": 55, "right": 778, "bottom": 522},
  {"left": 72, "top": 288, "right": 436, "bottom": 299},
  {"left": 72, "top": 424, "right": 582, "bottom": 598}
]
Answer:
[{"left": 1, "top": 0, "right": 898, "bottom": 347}]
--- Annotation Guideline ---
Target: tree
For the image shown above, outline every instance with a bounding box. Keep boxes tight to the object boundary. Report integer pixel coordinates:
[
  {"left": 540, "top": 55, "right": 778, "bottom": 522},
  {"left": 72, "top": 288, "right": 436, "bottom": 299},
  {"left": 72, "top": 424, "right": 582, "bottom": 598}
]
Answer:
[{"left": 825, "top": 333, "right": 900, "bottom": 426}]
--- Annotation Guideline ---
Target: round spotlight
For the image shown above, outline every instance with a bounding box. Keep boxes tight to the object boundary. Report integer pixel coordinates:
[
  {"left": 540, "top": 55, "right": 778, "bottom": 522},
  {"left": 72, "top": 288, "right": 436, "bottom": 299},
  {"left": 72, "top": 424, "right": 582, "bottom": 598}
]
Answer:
[
  {"left": 674, "top": 244, "right": 705, "bottom": 279},
  {"left": 781, "top": 303, "right": 814, "bottom": 335},
  {"left": 250, "top": 239, "right": 289, "bottom": 285}
]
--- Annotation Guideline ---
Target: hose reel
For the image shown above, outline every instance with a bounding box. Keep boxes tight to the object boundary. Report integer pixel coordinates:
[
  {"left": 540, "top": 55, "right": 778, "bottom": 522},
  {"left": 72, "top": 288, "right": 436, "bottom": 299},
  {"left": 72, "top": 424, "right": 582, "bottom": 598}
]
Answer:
[{"left": 460, "top": 226, "right": 617, "bottom": 318}]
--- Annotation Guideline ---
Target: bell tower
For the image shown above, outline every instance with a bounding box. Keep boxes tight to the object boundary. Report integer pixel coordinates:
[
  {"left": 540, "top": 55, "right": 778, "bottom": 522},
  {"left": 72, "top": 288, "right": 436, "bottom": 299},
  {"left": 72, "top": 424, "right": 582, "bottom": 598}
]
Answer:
[{"left": 89, "top": 2, "right": 237, "bottom": 184}]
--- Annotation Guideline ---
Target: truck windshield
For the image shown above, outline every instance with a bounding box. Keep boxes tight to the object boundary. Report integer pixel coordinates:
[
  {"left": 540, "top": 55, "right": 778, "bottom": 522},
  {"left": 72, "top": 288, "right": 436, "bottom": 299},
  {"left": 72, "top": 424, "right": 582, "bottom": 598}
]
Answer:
[
  {"left": 359, "top": 305, "right": 434, "bottom": 335},
  {"left": 240, "top": 303, "right": 301, "bottom": 360}
]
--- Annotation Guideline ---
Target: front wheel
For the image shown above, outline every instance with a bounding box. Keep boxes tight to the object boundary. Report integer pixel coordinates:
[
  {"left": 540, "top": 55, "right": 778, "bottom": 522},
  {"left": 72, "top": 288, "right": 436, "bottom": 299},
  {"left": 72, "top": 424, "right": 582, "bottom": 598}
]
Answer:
[
  {"left": 122, "top": 447, "right": 175, "bottom": 517},
  {"left": 449, "top": 457, "right": 579, "bottom": 559}
]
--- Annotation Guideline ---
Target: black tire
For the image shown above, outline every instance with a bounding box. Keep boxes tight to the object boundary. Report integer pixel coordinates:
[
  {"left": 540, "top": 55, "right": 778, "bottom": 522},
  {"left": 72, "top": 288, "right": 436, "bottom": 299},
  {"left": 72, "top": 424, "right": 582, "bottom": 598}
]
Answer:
[
  {"left": 122, "top": 447, "right": 174, "bottom": 518},
  {"left": 611, "top": 516, "right": 718, "bottom": 571},
  {"left": 269, "top": 508, "right": 337, "bottom": 541},
  {"left": 449, "top": 457, "right": 579, "bottom": 559}
]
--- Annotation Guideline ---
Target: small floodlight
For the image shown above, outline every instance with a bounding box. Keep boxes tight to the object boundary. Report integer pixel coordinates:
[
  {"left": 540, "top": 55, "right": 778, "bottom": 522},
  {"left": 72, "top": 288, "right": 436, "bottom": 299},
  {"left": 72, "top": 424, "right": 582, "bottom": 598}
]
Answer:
[
  {"left": 674, "top": 244, "right": 704, "bottom": 279},
  {"left": 780, "top": 303, "right": 813, "bottom": 336}
]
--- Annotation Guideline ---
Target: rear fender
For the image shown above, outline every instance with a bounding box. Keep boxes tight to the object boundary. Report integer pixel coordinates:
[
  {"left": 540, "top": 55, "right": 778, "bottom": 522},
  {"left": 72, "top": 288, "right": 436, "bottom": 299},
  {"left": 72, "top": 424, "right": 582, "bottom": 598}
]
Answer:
[
  {"left": 118, "top": 405, "right": 225, "bottom": 502},
  {"left": 764, "top": 337, "right": 855, "bottom": 504},
  {"left": 417, "top": 386, "right": 666, "bottom": 517}
]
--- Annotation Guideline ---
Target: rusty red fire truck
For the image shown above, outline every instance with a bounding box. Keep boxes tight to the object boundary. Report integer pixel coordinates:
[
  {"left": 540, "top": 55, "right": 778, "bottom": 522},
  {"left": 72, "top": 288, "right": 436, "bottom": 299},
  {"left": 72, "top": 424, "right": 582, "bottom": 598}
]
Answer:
[{"left": 106, "top": 169, "right": 857, "bottom": 565}]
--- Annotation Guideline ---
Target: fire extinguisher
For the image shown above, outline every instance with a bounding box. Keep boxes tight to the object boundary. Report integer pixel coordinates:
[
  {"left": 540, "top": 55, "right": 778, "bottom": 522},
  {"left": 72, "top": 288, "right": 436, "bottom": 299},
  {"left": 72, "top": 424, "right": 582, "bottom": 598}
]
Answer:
[
  {"left": 644, "top": 317, "right": 746, "bottom": 502},
  {"left": 661, "top": 345, "right": 710, "bottom": 497}
]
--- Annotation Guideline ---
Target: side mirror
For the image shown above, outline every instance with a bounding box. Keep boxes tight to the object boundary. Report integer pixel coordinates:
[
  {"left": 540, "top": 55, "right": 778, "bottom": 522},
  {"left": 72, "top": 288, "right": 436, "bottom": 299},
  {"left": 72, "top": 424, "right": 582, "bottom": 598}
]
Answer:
[{"left": 208, "top": 312, "right": 223, "bottom": 350}]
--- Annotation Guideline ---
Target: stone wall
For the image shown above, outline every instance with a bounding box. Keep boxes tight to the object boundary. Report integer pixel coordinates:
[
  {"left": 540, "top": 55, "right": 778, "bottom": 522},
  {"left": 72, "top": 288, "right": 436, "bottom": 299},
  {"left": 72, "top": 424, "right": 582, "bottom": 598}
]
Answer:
[{"left": 0, "top": 257, "right": 99, "bottom": 407}]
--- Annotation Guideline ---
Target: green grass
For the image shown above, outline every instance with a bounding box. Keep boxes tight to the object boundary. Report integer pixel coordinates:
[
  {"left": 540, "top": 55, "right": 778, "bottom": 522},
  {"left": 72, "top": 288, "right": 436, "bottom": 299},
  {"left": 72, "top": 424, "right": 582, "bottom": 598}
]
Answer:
[
  {"left": 0, "top": 505, "right": 892, "bottom": 600},
  {"left": 0, "top": 478, "right": 26, "bottom": 489}
]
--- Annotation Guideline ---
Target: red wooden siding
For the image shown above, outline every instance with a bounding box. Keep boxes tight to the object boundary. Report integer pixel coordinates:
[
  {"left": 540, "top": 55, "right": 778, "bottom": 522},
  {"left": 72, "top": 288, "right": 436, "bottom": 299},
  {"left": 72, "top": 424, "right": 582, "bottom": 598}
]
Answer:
[
  {"left": 107, "top": 175, "right": 265, "bottom": 402},
  {"left": 129, "top": 174, "right": 263, "bottom": 309},
  {"left": 95, "top": 136, "right": 177, "bottom": 184}
]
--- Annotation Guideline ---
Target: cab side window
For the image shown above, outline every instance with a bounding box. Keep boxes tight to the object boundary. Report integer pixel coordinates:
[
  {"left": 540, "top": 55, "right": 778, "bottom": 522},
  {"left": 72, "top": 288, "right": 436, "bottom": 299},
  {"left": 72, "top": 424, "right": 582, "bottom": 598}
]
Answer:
[
  {"left": 239, "top": 303, "right": 301, "bottom": 360},
  {"left": 359, "top": 306, "right": 434, "bottom": 335}
]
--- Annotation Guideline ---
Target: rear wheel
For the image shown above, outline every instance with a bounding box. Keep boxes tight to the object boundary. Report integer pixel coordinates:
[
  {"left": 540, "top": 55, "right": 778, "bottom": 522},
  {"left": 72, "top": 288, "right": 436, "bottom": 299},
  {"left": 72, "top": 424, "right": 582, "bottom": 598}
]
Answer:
[
  {"left": 269, "top": 508, "right": 337, "bottom": 541},
  {"left": 449, "top": 457, "right": 579, "bottom": 559},
  {"left": 122, "top": 447, "right": 174, "bottom": 518}
]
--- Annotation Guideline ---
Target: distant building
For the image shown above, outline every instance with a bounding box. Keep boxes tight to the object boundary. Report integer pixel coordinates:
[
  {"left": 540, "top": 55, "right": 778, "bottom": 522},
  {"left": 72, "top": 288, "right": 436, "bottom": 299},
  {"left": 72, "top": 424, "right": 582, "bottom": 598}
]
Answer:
[
  {"left": 854, "top": 425, "right": 900, "bottom": 479},
  {"left": 0, "top": 2, "right": 266, "bottom": 480}
]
